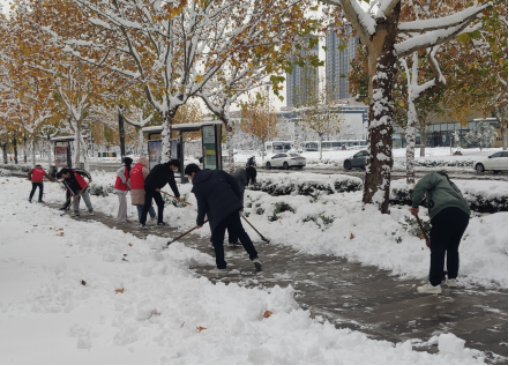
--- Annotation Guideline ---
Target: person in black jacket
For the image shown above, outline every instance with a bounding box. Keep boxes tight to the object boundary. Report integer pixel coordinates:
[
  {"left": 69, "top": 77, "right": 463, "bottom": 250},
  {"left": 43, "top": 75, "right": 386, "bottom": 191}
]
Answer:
[
  {"left": 139, "top": 160, "right": 181, "bottom": 229},
  {"left": 185, "top": 163, "right": 262, "bottom": 274}
]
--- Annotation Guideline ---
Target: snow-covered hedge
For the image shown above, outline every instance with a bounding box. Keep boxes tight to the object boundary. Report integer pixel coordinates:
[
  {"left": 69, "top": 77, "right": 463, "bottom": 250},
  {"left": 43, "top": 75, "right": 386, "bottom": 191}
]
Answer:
[
  {"left": 390, "top": 179, "right": 508, "bottom": 213},
  {"left": 250, "top": 173, "right": 363, "bottom": 197},
  {"left": 414, "top": 159, "right": 473, "bottom": 168},
  {"left": 0, "top": 163, "right": 34, "bottom": 172}
]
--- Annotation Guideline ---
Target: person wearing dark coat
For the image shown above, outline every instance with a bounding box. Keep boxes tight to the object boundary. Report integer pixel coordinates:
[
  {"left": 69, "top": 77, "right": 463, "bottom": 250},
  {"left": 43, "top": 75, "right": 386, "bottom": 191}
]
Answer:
[
  {"left": 139, "top": 160, "right": 181, "bottom": 229},
  {"left": 185, "top": 163, "right": 262, "bottom": 274},
  {"left": 225, "top": 166, "right": 257, "bottom": 245}
]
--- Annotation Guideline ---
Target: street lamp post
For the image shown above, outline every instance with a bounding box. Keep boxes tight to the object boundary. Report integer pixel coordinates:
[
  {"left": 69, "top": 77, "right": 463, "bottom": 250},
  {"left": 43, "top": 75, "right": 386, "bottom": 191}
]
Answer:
[{"left": 118, "top": 105, "right": 126, "bottom": 160}]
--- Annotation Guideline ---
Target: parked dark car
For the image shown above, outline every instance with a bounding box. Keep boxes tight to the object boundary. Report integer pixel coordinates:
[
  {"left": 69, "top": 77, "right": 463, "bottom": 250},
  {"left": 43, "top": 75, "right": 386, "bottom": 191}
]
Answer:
[{"left": 343, "top": 150, "right": 393, "bottom": 170}]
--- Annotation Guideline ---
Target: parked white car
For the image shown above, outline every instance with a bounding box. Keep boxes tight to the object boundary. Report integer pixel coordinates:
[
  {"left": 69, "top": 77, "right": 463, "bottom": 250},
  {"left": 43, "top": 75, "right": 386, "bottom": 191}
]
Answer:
[
  {"left": 266, "top": 153, "right": 306, "bottom": 170},
  {"left": 473, "top": 151, "right": 508, "bottom": 173}
]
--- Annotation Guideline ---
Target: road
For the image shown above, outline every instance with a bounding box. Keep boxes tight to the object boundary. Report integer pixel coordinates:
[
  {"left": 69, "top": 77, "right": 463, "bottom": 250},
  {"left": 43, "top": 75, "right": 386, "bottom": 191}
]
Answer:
[
  {"left": 3, "top": 159, "right": 505, "bottom": 182},
  {"left": 85, "top": 161, "right": 508, "bottom": 182}
]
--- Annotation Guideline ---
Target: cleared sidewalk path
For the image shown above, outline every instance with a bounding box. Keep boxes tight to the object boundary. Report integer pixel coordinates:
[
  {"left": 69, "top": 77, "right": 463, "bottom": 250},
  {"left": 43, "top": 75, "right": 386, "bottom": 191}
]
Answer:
[{"left": 51, "top": 203, "right": 508, "bottom": 364}]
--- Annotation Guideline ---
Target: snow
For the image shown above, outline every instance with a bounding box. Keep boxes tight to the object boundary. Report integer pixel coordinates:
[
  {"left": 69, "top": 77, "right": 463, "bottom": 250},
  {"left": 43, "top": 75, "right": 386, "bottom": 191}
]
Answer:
[{"left": 0, "top": 176, "right": 491, "bottom": 363}]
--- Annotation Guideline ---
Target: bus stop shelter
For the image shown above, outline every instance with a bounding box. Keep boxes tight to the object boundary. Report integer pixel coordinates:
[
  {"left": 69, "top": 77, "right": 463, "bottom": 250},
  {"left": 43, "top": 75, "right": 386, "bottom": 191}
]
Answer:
[{"left": 142, "top": 121, "right": 223, "bottom": 183}]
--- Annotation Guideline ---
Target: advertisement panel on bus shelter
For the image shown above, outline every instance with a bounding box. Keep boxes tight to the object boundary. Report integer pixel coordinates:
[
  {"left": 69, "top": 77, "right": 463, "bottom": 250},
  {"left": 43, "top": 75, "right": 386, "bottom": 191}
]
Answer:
[{"left": 54, "top": 142, "right": 70, "bottom": 167}]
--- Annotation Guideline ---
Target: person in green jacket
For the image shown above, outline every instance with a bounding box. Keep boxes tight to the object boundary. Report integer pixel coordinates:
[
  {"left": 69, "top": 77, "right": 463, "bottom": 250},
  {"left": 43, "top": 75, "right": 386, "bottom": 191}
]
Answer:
[{"left": 410, "top": 171, "right": 471, "bottom": 294}]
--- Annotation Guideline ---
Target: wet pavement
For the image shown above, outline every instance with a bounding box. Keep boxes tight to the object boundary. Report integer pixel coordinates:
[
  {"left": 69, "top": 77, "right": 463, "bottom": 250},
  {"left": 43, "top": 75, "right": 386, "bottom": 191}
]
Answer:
[{"left": 46, "top": 202, "right": 508, "bottom": 363}]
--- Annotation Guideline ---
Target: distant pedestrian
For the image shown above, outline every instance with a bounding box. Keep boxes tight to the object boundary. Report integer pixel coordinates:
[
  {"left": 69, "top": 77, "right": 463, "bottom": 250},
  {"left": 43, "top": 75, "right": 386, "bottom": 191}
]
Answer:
[
  {"left": 185, "top": 163, "right": 262, "bottom": 274},
  {"left": 114, "top": 157, "right": 133, "bottom": 223},
  {"left": 410, "top": 171, "right": 471, "bottom": 294},
  {"left": 130, "top": 156, "right": 156, "bottom": 223},
  {"left": 223, "top": 166, "right": 257, "bottom": 246},
  {"left": 27, "top": 164, "right": 55, "bottom": 203},
  {"left": 58, "top": 168, "right": 94, "bottom": 217},
  {"left": 139, "top": 160, "right": 181, "bottom": 230},
  {"left": 342, "top": 144, "right": 346, "bottom": 150}
]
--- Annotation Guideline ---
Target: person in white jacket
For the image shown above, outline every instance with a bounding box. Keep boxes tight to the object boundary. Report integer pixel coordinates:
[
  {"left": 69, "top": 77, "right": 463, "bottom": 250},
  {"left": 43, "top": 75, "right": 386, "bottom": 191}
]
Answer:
[{"left": 114, "top": 157, "right": 133, "bottom": 223}]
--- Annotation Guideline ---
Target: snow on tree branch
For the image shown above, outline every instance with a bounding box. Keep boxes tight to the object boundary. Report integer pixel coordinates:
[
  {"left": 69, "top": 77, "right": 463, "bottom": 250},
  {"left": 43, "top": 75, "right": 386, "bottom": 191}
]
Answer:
[{"left": 398, "top": 3, "right": 493, "bottom": 32}]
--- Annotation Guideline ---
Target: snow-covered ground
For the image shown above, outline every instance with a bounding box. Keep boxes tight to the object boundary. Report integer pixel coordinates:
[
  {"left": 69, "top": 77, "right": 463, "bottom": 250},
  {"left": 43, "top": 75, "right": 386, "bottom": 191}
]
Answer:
[
  {"left": 39, "top": 170, "right": 509, "bottom": 290},
  {"left": 0, "top": 174, "right": 500, "bottom": 363}
]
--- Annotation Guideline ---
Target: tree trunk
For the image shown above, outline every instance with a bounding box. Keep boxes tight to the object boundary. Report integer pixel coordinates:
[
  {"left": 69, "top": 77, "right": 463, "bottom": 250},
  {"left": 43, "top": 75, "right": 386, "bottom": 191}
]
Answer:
[
  {"left": 223, "top": 120, "right": 235, "bottom": 173},
  {"left": 502, "top": 126, "right": 508, "bottom": 150},
  {"left": 80, "top": 133, "right": 90, "bottom": 171},
  {"left": 405, "top": 100, "right": 417, "bottom": 184},
  {"left": 319, "top": 134, "right": 323, "bottom": 161},
  {"left": 74, "top": 122, "right": 81, "bottom": 168},
  {"left": 1, "top": 142, "right": 7, "bottom": 164},
  {"left": 47, "top": 135, "right": 52, "bottom": 168},
  {"left": 161, "top": 109, "right": 176, "bottom": 163},
  {"left": 30, "top": 138, "right": 36, "bottom": 165},
  {"left": 261, "top": 138, "right": 265, "bottom": 164},
  {"left": 139, "top": 128, "right": 146, "bottom": 156},
  {"left": 363, "top": 5, "right": 400, "bottom": 214}
]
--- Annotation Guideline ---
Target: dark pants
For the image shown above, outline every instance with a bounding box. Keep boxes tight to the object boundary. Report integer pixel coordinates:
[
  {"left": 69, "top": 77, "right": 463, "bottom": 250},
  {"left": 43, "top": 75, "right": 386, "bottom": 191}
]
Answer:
[
  {"left": 29, "top": 183, "right": 43, "bottom": 201},
  {"left": 429, "top": 207, "right": 470, "bottom": 286},
  {"left": 212, "top": 211, "right": 258, "bottom": 269},
  {"left": 140, "top": 189, "right": 164, "bottom": 225},
  {"left": 227, "top": 225, "right": 239, "bottom": 244}
]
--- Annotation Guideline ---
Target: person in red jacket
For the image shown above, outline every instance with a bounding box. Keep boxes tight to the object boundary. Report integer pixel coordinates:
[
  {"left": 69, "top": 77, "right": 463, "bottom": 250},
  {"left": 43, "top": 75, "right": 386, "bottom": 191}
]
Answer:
[
  {"left": 27, "top": 165, "right": 55, "bottom": 203},
  {"left": 59, "top": 168, "right": 94, "bottom": 217},
  {"left": 114, "top": 157, "right": 133, "bottom": 223},
  {"left": 130, "top": 156, "right": 156, "bottom": 222}
]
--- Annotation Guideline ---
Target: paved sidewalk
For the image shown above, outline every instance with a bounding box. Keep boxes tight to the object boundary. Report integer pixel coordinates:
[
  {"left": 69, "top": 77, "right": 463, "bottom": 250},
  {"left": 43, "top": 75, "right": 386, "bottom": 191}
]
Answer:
[{"left": 50, "top": 203, "right": 508, "bottom": 364}]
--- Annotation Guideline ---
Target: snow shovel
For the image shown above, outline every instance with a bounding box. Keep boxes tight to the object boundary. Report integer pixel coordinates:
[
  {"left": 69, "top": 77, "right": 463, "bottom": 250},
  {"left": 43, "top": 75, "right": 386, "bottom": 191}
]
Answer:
[
  {"left": 242, "top": 216, "right": 270, "bottom": 244},
  {"left": 159, "top": 190, "right": 193, "bottom": 206},
  {"left": 61, "top": 183, "right": 90, "bottom": 216},
  {"left": 166, "top": 219, "right": 208, "bottom": 247}
]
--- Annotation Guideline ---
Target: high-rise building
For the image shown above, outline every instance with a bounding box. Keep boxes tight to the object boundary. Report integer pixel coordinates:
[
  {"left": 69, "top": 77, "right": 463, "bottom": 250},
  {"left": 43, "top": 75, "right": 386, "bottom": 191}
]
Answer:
[
  {"left": 325, "top": 25, "right": 359, "bottom": 100},
  {"left": 285, "top": 40, "right": 319, "bottom": 107}
]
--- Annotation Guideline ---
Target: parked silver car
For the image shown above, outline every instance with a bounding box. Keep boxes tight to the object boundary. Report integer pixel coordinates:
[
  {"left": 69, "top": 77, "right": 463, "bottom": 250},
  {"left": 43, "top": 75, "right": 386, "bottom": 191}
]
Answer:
[{"left": 343, "top": 150, "right": 393, "bottom": 170}]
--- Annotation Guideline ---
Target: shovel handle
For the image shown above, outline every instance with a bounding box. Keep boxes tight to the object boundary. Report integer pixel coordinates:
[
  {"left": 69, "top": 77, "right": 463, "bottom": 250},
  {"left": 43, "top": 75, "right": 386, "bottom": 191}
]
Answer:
[
  {"left": 415, "top": 215, "right": 429, "bottom": 241},
  {"left": 160, "top": 190, "right": 192, "bottom": 206},
  {"left": 166, "top": 219, "right": 208, "bottom": 246},
  {"left": 242, "top": 216, "right": 270, "bottom": 243},
  {"left": 63, "top": 183, "right": 90, "bottom": 213}
]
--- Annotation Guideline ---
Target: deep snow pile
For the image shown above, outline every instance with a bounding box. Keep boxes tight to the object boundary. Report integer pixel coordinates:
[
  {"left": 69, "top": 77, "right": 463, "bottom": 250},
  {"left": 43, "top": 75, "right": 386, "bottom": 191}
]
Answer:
[{"left": 0, "top": 178, "right": 488, "bottom": 364}]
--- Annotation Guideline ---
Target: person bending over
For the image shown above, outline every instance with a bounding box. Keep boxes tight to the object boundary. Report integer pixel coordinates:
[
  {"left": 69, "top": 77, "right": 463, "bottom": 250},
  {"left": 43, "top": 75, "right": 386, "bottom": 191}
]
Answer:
[
  {"left": 185, "top": 163, "right": 262, "bottom": 274},
  {"left": 58, "top": 168, "right": 94, "bottom": 217},
  {"left": 410, "top": 171, "right": 470, "bottom": 294},
  {"left": 139, "top": 159, "right": 181, "bottom": 230}
]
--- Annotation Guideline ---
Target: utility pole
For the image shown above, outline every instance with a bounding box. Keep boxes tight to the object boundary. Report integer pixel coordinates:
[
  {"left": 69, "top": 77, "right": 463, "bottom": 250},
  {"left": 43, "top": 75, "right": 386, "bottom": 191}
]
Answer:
[
  {"left": 118, "top": 106, "right": 126, "bottom": 160},
  {"left": 13, "top": 134, "right": 18, "bottom": 164}
]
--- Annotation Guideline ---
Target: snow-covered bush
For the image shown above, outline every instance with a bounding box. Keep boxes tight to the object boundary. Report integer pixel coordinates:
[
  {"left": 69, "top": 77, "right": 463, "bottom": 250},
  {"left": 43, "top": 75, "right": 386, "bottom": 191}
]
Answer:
[
  {"left": 250, "top": 176, "right": 363, "bottom": 197},
  {"left": 89, "top": 183, "right": 114, "bottom": 197},
  {"left": 0, "top": 163, "right": 33, "bottom": 172},
  {"left": 465, "top": 122, "right": 498, "bottom": 151}
]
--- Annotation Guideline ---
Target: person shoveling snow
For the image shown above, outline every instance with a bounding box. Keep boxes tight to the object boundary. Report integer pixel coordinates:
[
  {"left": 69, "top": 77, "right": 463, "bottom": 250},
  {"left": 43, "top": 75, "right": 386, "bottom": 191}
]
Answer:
[
  {"left": 185, "top": 163, "right": 262, "bottom": 274},
  {"left": 57, "top": 168, "right": 94, "bottom": 217},
  {"left": 410, "top": 171, "right": 471, "bottom": 294}
]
